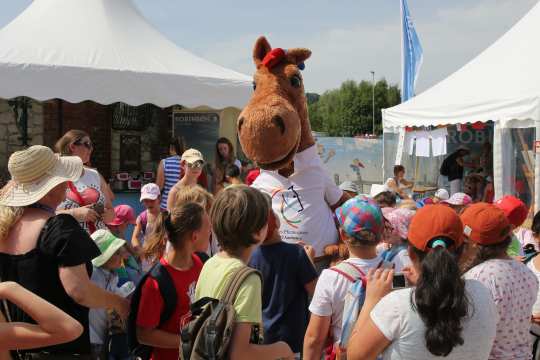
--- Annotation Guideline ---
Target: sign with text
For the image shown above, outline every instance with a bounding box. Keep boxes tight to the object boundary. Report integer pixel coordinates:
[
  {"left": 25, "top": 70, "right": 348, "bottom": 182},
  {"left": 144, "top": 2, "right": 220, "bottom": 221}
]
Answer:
[{"left": 173, "top": 112, "right": 220, "bottom": 164}]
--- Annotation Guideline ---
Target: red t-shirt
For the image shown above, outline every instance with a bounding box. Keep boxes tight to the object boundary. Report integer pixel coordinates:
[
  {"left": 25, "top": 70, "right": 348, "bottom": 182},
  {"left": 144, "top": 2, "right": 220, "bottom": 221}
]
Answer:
[{"left": 136, "top": 255, "right": 203, "bottom": 360}]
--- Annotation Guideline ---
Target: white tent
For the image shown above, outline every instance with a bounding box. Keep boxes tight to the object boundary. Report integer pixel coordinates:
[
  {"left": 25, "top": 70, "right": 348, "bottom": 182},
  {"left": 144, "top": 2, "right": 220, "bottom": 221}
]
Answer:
[
  {"left": 0, "top": 0, "right": 252, "bottom": 108},
  {"left": 382, "top": 1, "right": 540, "bottom": 211}
]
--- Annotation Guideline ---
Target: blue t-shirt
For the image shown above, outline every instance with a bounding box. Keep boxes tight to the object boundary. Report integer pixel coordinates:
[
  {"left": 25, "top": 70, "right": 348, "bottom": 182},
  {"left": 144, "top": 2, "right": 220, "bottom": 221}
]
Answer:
[{"left": 248, "top": 242, "right": 318, "bottom": 353}]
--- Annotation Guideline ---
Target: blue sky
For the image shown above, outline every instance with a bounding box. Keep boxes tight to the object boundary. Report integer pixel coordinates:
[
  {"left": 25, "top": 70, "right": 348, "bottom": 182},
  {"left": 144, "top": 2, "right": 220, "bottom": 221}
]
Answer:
[{"left": 0, "top": 0, "right": 537, "bottom": 94}]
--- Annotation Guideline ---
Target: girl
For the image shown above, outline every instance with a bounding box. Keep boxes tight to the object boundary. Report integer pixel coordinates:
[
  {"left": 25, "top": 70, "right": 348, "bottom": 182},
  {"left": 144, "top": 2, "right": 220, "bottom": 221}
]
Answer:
[
  {"left": 213, "top": 137, "right": 241, "bottom": 194},
  {"left": 166, "top": 149, "right": 205, "bottom": 211}
]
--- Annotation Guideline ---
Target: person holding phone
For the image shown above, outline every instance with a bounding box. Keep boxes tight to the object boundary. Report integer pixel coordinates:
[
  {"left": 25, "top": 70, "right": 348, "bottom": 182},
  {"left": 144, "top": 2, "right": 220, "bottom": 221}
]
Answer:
[{"left": 347, "top": 205, "right": 497, "bottom": 360}]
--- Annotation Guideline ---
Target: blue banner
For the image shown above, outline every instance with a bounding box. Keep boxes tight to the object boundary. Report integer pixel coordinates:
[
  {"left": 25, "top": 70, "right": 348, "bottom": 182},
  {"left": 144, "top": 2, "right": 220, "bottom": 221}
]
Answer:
[{"left": 401, "top": 0, "right": 423, "bottom": 102}]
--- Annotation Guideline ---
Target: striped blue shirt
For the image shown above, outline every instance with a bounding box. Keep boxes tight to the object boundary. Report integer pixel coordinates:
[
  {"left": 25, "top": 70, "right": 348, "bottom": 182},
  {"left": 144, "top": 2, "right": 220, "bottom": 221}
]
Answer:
[{"left": 161, "top": 155, "right": 182, "bottom": 209}]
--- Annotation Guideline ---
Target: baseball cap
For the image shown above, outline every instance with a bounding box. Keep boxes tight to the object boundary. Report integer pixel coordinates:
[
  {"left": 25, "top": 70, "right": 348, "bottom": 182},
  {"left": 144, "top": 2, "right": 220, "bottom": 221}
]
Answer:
[
  {"left": 140, "top": 183, "right": 160, "bottom": 202},
  {"left": 181, "top": 148, "right": 204, "bottom": 164},
  {"left": 385, "top": 208, "right": 415, "bottom": 240},
  {"left": 91, "top": 229, "right": 126, "bottom": 267},
  {"left": 408, "top": 205, "right": 464, "bottom": 251},
  {"left": 335, "top": 196, "right": 384, "bottom": 244},
  {"left": 434, "top": 189, "right": 450, "bottom": 201},
  {"left": 495, "top": 195, "right": 528, "bottom": 228},
  {"left": 106, "top": 205, "right": 136, "bottom": 226},
  {"left": 442, "top": 192, "right": 472, "bottom": 206},
  {"left": 460, "top": 203, "right": 511, "bottom": 245},
  {"left": 339, "top": 181, "right": 359, "bottom": 194}
]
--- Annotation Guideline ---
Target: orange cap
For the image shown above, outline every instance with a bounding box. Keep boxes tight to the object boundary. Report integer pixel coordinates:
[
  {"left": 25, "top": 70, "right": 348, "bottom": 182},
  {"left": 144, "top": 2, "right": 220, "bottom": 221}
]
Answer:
[
  {"left": 408, "top": 205, "right": 464, "bottom": 251},
  {"left": 460, "top": 203, "right": 511, "bottom": 245}
]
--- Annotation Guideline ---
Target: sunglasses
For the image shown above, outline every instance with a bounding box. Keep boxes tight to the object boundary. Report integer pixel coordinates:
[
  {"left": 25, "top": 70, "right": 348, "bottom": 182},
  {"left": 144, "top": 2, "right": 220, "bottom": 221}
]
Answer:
[
  {"left": 187, "top": 160, "right": 204, "bottom": 169},
  {"left": 74, "top": 139, "right": 93, "bottom": 150}
]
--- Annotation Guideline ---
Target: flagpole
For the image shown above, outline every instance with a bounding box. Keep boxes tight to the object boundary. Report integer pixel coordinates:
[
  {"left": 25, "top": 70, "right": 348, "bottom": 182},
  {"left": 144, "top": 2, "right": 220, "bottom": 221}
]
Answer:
[{"left": 371, "top": 70, "right": 375, "bottom": 135}]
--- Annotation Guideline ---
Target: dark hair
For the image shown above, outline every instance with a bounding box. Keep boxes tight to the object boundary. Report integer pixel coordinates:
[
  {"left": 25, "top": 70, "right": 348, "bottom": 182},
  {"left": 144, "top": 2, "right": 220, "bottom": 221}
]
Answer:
[
  {"left": 210, "top": 185, "right": 269, "bottom": 255},
  {"left": 169, "top": 137, "right": 185, "bottom": 156},
  {"left": 143, "top": 202, "right": 204, "bottom": 260},
  {"left": 393, "top": 165, "right": 405, "bottom": 176},
  {"left": 532, "top": 211, "right": 540, "bottom": 236},
  {"left": 463, "top": 236, "right": 512, "bottom": 272},
  {"left": 374, "top": 191, "right": 397, "bottom": 208},
  {"left": 215, "top": 137, "right": 235, "bottom": 169},
  {"left": 55, "top": 129, "right": 90, "bottom": 155},
  {"left": 410, "top": 242, "right": 469, "bottom": 356},
  {"left": 225, "top": 164, "right": 240, "bottom": 178}
]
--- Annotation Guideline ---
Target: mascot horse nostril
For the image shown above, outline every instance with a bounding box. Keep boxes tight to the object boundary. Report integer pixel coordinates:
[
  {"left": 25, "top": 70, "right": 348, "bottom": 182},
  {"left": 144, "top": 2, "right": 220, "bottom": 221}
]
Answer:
[
  {"left": 271, "top": 116, "right": 286, "bottom": 135},
  {"left": 237, "top": 117, "right": 245, "bottom": 133}
]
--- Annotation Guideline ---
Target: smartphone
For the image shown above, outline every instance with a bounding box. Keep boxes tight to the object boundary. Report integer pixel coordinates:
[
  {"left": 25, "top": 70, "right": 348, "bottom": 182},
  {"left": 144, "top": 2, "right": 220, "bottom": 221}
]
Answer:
[{"left": 392, "top": 273, "right": 407, "bottom": 289}]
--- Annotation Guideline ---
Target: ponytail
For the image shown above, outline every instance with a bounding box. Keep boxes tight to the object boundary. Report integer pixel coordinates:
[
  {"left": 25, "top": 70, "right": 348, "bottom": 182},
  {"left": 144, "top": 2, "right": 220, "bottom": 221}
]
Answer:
[
  {"left": 411, "top": 245, "right": 469, "bottom": 356},
  {"left": 462, "top": 236, "right": 511, "bottom": 273},
  {"left": 142, "top": 211, "right": 168, "bottom": 263}
]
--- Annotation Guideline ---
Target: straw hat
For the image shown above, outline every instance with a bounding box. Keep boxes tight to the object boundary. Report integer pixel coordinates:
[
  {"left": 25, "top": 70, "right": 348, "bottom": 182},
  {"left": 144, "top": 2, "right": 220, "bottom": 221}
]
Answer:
[{"left": 0, "top": 145, "right": 83, "bottom": 207}]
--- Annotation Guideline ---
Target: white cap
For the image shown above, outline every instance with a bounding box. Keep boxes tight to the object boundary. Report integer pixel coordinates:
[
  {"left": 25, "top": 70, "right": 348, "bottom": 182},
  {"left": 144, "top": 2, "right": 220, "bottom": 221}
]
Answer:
[
  {"left": 434, "top": 188, "right": 450, "bottom": 201},
  {"left": 339, "top": 181, "right": 359, "bottom": 194},
  {"left": 140, "top": 183, "right": 160, "bottom": 201}
]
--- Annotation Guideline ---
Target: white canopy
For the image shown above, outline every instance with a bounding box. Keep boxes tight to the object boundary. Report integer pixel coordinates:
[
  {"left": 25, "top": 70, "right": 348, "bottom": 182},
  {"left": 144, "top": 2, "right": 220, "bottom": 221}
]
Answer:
[
  {"left": 383, "top": 1, "right": 540, "bottom": 130},
  {"left": 0, "top": 0, "right": 252, "bottom": 108}
]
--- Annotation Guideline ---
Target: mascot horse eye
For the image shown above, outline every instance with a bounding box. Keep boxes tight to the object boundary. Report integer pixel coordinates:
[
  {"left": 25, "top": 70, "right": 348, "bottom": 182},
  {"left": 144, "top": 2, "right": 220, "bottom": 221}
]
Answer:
[
  {"left": 252, "top": 81, "right": 257, "bottom": 91},
  {"left": 290, "top": 74, "right": 302, "bottom": 88}
]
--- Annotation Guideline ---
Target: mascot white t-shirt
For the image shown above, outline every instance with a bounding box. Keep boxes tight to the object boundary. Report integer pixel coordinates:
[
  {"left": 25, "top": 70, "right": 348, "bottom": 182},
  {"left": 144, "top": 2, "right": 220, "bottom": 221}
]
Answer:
[{"left": 252, "top": 145, "right": 343, "bottom": 257}]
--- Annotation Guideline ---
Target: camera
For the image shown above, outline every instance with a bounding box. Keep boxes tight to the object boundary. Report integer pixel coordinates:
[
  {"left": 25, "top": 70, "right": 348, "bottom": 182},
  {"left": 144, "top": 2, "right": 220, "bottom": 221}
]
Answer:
[{"left": 392, "top": 273, "right": 407, "bottom": 289}]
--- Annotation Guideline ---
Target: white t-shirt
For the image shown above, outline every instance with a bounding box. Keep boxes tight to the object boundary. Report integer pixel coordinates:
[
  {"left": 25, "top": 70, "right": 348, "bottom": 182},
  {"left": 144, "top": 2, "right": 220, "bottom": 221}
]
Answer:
[
  {"left": 464, "top": 259, "right": 538, "bottom": 360},
  {"left": 89, "top": 267, "right": 119, "bottom": 345},
  {"left": 371, "top": 280, "right": 497, "bottom": 360},
  {"left": 527, "top": 259, "right": 540, "bottom": 335},
  {"left": 252, "top": 145, "right": 343, "bottom": 256},
  {"left": 391, "top": 249, "right": 411, "bottom": 273},
  {"left": 309, "top": 256, "right": 383, "bottom": 341}
]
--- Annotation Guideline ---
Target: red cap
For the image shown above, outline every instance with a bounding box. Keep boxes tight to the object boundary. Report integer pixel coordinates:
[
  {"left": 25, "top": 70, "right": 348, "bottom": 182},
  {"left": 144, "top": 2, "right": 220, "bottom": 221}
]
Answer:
[
  {"left": 408, "top": 205, "right": 464, "bottom": 251},
  {"left": 106, "top": 205, "right": 136, "bottom": 226},
  {"left": 460, "top": 203, "right": 511, "bottom": 245},
  {"left": 495, "top": 195, "right": 528, "bottom": 228}
]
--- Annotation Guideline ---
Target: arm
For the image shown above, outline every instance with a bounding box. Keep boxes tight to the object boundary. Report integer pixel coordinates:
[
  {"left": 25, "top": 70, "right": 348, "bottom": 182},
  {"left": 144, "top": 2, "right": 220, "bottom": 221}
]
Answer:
[
  {"left": 99, "top": 174, "right": 115, "bottom": 224},
  {"left": 330, "top": 191, "right": 351, "bottom": 212},
  {"left": 0, "top": 281, "right": 83, "bottom": 350},
  {"left": 303, "top": 314, "right": 331, "bottom": 360},
  {"left": 167, "top": 184, "right": 178, "bottom": 211},
  {"left": 131, "top": 219, "right": 143, "bottom": 255},
  {"left": 304, "top": 279, "right": 317, "bottom": 297},
  {"left": 156, "top": 161, "right": 165, "bottom": 190},
  {"left": 229, "top": 322, "right": 293, "bottom": 360},
  {"left": 136, "top": 326, "right": 180, "bottom": 349},
  {"left": 59, "top": 264, "right": 129, "bottom": 319}
]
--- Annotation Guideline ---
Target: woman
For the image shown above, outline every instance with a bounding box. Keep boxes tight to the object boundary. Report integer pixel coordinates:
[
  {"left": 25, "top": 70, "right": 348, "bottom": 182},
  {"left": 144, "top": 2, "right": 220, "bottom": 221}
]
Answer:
[
  {"left": 0, "top": 146, "right": 129, "bottom": 358},
  {"left": 55, "top": 130, "right": 115, "bottom": 234},
  {"left": 384, "top": 165, "right": 413, "bottom": 199},
  {"left": 461, "top": 203, "right": 538, "bottom": 360},
  {"left": 213, "top": 137, "right": 241, "bottom": 194},
  {"left": 347, "top": 205, "right": 497, "bottom": 360},
  {"left": 166, "top": 149, "right": 205, "bottom": 210}
]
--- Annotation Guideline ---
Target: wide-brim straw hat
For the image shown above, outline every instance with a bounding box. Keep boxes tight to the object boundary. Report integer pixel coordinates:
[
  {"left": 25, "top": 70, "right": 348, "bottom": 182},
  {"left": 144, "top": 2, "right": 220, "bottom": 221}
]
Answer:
[{"left": 0, "top": 145, "right": 83, "bottom": 207}]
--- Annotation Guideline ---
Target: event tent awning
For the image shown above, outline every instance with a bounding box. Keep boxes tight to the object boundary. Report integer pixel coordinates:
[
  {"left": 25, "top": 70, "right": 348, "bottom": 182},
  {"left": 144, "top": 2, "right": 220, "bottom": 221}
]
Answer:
[
  {"left": 0, "top": 0, "right": 252, "bottom": 108},
  {"left": 383, "top": 1, "right": 540, "bottom": 130}
]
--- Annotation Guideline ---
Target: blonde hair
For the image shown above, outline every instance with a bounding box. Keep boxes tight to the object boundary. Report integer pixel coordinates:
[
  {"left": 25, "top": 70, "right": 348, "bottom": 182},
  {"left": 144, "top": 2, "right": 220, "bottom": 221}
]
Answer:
[
  {"left": 173, "top": 185, "right": 214, "bottom": 212},
  {"left": 0, "top": 205, "right": 24, "bottom": 242}
]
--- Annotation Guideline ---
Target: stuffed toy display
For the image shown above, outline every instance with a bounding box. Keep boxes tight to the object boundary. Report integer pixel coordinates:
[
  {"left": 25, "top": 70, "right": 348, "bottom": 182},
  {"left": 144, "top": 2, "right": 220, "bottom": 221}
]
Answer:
[{"left": 238, "top": 37, "right": 349, "bottom": 264}]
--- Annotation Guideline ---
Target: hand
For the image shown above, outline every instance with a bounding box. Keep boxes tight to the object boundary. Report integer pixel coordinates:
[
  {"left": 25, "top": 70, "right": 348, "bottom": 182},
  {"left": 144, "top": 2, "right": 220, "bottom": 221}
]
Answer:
[
  {"left": 402, "top": 266, "right": 419, "bottom": 286},
  {"left": 532, "top": 314, "right": 540, "bottom": 325},
  {"left": 365, "top": 268, "right": 393, "bottom": 305},
  {"left": 72, "top": 205, "right": 99, "bottom": 223},
  {"left": 113, "top": 296, "right": 130, "bottom": 320},
  {"left": 303, "top": 245, "right": 316, "bottom": 262}
]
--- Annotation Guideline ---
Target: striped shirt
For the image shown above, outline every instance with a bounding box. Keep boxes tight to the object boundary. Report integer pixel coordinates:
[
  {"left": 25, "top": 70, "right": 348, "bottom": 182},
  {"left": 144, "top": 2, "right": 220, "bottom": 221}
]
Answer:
[{"left": 161, "top": 155, "right": 183, "bottom": 209}]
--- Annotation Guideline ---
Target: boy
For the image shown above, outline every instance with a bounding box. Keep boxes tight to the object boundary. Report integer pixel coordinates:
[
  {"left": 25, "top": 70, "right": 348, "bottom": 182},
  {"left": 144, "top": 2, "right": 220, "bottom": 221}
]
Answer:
[
  {"left": 89, "top": 229, "right": 131, "bottom": 360},
  {"left": 303, "top": 196, "right": 386, "bottom": 359},
  {"left": 249, "top": 202, "right": 318, "bottom": 357},
  {"left": 195, "top": 185, "right": 294, "bottom": 359}
]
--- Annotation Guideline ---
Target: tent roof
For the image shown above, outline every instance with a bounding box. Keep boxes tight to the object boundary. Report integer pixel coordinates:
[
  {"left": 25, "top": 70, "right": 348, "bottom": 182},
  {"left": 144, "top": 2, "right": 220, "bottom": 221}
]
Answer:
[
  {"left": 0, "top": 0, "right": 252, "bottom": 108},
  {"left": 383, "top": 1, "right": 540, "bottom": 130}
]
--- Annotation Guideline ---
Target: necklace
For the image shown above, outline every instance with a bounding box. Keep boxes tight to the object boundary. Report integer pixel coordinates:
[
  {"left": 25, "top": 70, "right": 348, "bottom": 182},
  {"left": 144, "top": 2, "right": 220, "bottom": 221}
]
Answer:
[{"left": 28, "top": 203, "right": 56, "bottom": 215}]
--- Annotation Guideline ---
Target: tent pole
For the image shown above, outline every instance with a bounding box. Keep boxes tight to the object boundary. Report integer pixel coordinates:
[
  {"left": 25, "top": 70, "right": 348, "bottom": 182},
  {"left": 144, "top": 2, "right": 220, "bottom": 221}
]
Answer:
[{"left": 535, "top": 121, "right": 540, "bottom": 214}]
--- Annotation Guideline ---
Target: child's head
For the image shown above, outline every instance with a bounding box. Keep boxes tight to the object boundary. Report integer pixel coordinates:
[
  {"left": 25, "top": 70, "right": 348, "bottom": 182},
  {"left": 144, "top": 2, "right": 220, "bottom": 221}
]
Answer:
[
  {"left": 441, "top": 193, "right": 472, "bottom": 214},
  {"left": 174, "top": 185, "right": 213, "bottom": 212},
  {"left": 433, "top": 189, "right": 450, "bottom": 204},
  {"left": 384, "top": 208, "right": 415, "bottom": 245},
  {"left": 91, "top": 229, "right": 127, "bottom": 270},
  {"left": 210, "top": 185, "right": 269, "bottom": 255},
  {"left": 140, "top": 183, "right": 161, "bottom": 211},
  {"left": 335, "top": 196, "right": 384, "bottom": 250},
  {"left": 106, "top": 205, "right": 136, "bottom": 237},
  {"left": 164, "top": 202, "right": 211, "bottom": 253},
  {"left": 225, "top": 164, "right": 241, "bottom": 182},
  {"left": 374, "top": 191, "right": 397, "bottom": 208}
]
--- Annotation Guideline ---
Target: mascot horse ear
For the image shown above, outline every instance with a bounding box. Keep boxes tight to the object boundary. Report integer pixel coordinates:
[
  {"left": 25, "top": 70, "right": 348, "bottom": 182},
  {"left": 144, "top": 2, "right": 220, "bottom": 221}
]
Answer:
[
  {"left": 286, "top": 48, "right": 312, "bottom": 67},
  {"left": 253, "top": 36, "right": 272, "bottom": 68}
]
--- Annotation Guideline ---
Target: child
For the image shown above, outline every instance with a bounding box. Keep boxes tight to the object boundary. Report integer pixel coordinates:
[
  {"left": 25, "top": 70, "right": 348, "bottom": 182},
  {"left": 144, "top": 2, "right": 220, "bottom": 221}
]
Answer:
[
  {"left": 167, "top": 149, "right": 205, "bottom": 210},
  {"left": 106, "top": 205, "right": 136, "bottom": 238},
  {"left": 132, "top": 183, "right": 162, "bottom": 256},
  {"left": 303, "top": 196, "right": 386, "bottom": 360},
  {"left": 194, "top": 185, "right": 294, "bottom": 359},
  {"left": 249, "top": 199, "right": 318, "bottom": 357},
  {"left": 224, "top": 163, "right": 243, "bottom": 186},
  {"left": 136, "top": 202, "right": 211, "bottom": 360},
  {"left": 381, "top": 208, "right": 415, "bottom": 272},
  {"left": 89, "top": 229, "right": 131, "bottom": 360}
]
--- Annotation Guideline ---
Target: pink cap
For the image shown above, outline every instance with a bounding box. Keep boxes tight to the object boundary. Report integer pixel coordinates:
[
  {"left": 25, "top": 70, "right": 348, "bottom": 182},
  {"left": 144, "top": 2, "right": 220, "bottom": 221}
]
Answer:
[
  {"left": 140, "top": 183, "right": 160, "bottom": 202},
  {"left": 106, "top": 205, "right": 136, "bottom": 226},
  {"left": 442, "top": 193, "right": 472, "bottom": 206}
]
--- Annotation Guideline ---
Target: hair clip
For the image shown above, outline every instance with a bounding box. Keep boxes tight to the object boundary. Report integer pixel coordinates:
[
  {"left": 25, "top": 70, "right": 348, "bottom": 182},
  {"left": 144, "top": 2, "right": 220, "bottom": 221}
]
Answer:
[{"left": 431, "top": 239, "right": 447, "bottom": 249}]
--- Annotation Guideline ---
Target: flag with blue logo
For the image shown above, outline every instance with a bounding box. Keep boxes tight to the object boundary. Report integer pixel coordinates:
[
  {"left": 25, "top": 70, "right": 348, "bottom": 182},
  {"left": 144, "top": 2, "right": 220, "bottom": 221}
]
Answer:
[{"left": 401, "top": 0, "right": 423, "bottom": 102}]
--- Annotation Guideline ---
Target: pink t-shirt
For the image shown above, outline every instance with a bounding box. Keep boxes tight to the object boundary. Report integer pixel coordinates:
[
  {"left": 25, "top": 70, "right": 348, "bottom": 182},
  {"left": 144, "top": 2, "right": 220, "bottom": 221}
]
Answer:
[{"left": 464, "top": 259, "right": 538, "bottom": 360}]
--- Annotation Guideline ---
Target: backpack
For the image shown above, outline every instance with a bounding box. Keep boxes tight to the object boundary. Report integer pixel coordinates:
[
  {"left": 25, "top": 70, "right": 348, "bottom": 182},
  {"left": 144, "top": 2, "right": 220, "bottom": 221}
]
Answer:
[
  {"left": 127, "top": 262, "right": 177, "bottom": 360},
  {"left": 381, "top": 244, "right": 407, "bottom": 262},
  {"left": 179, "top": 266, "right": 261, "bottom": 360}
]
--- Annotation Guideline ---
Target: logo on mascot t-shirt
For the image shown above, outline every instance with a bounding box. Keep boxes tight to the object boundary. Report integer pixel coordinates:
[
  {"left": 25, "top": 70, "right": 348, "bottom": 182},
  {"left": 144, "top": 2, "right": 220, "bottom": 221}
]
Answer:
[{"left": 271, "top": 185, "right": 304, "bottom": 229}]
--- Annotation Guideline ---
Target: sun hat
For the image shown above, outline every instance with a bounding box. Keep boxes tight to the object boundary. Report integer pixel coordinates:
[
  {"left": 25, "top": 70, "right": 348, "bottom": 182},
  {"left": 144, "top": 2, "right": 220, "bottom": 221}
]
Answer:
[
  {"left": 91, "top": 229, "right": 126, "bottom": 267},
  {"left": 181, "top": 148, "right": 204, "bottom": 164},
  {"left": 460, "top": 203, "right": 511, "bottom": 245},
  {"left": 408, "top": 204, "right": 464, "bottom": 251},
  {"left": 106, "top": 205, "right": 136, "bottom": 226},
  {"left": 339, "top": 181, "right": 359, "bottom": 194},
  {"left": 434, "top": 189, "right": 450, "bottom": 201},
  {"left": 335, "top": 195, "right": 384, "bottom": 244},
  {"left": 442, "top": 192, "right": 472, "bottom": 206},
  {"left": 385, "top": 208, "right": 415, "bottom": 240},
  {"left": 495, "top": 195, "right": 528, "bottom": 228},
  {"left": 0, "top": 145, "right": 83, "bottom": 207},
  {"left": 140, "top": 183, "right": 160, "bottom": 201}
]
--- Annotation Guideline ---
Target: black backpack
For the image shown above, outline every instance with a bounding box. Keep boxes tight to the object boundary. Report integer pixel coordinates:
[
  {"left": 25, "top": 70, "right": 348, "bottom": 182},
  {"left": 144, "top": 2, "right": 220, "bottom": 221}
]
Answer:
[{"left": 127, "top": 262, "right": 177, "bottom": 360}]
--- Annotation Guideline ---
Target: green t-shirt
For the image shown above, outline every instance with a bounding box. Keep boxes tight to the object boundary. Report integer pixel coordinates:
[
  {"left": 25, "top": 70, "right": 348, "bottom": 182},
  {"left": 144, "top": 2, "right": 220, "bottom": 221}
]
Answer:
[
  {"left": 195, "top": 255, "right": 262, "bottom": 324},
  {"left": 507, "top": 234, "right": 523, "bottom": 257}
]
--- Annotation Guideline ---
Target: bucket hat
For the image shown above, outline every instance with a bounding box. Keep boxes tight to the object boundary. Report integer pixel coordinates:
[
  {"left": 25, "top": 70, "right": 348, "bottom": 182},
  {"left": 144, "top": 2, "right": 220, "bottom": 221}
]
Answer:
[{"left": 91, "top": 229, "right": 126, "bottom": 267}]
